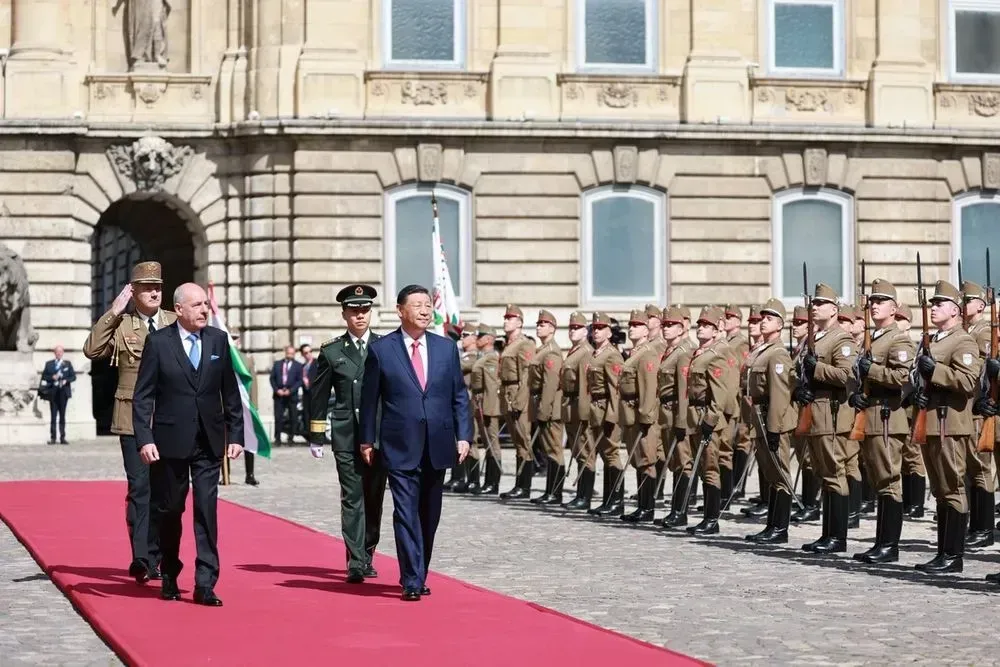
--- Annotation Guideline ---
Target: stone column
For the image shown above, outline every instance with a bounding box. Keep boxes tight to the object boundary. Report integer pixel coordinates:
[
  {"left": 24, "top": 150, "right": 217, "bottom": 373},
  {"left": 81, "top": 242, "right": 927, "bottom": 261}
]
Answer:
[
  {"left": 248, "top": 0, "right": 303, "bottom": 119},
  {"left": 681, "top": 0, "right": 752, "bottom": 124},
  {"left": 868, "top": 0, "right": 934, "bottom": 127},
  {"left": 489, "top": 0, "right": 559, "bottom": 121},
  {"left": 5, "top": 0, "right": 74, "bottom": 118},
  {"left": 295, "top": 0, "right": 367, "bottom": 118}
]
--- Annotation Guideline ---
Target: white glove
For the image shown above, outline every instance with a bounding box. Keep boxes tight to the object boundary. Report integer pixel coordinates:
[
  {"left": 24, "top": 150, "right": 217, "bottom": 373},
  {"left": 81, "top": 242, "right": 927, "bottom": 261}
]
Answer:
[{"left": 309, "top": 444, "right": 324, "bottom": 459}]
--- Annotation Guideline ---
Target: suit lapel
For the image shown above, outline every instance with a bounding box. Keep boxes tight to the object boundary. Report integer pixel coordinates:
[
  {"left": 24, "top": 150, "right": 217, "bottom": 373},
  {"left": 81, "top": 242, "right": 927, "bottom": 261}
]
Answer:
[
  {"left": 342, "top": 334, "right": 362, "bottom": 369},
  {"left": 168, "top": 324, "right": 197, "bottom": 389},
  {"left": 392, "top": 329, "right": 424, "bottom": 392},
  {"left": 196, "top": 331, "right": 211, "bottom": 391},
  {"left": 423, "top": 335, "right": 438, "bottom": 392}
]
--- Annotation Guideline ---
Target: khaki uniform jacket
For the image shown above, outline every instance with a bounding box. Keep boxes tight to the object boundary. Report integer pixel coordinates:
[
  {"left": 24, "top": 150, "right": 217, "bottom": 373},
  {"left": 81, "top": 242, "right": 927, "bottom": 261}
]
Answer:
[
  {"left": 924, "top": 327, "right": 981, "bottom": 436},
  {"left": 746, "top": 341, "right": 797, "bottom": 435},
  {"left": 807, "top": 325, "right": 856, "bottom": 436},
  {"left": 850, "top": 326, "right": 914, "bottom": 434},
  {"left": 461, "top": 350, "right": 478, "bottom": 388},
  {"left": 529, "top": 339, "right": 563, "bottom": 422},
  {"left": 969, "top": 319, "right": 991, "bottom": 358},
  {"left": 716, "top": 339, "right": 739, "bottom": 417},
  {"left": 727, "top": 332, "right": 750, "bottom": 364},
  {"left": 618, "top": 341, "right": 660, "bottom": 427},
  {"left": 83, "top": 307, "right": 177, "bottom": 435},
  {"left": 586, "top": 344, "right": 625, "bottom": 427},
  {"left": 499, "top": 336, "right": 535, "bottom": 415},
  {"left": 470, "top": 350, "right": 501, "bottom": 417},
  {"left": 238, "top": 349, "right": 258, "bottom": 408},
  {"left": 678, "top": 336, "right": 695, "bottom": 355},
  {"left": 560, "top": 342, "right": 593, "bottom": 424},
  {"left": 686, "top": 341, "right": 729, "bottom": 432},
  {"left": 657, "top": 343, "right": 690, "bottom": 432}
]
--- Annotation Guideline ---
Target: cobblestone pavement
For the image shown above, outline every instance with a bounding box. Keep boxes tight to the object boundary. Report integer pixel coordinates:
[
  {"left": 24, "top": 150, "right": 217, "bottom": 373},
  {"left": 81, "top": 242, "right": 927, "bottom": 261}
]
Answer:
[{"left": 3, "top": 440, "right": 1000, "bottom": 665}]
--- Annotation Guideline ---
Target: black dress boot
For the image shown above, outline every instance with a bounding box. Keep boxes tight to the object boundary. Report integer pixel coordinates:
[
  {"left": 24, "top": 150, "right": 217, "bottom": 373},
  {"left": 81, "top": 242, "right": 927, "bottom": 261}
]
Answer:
[
  {"left": 860, "top": 466, "right": 876, "bottom": 514},
  {"left": 622, "top": 477, "right": 655, "bottom": 523},
  {"left": 742, "top": 473, "right": 770, "bottom": 518},
  {"left": 732, "top": 449, "right": 747, "bottom": 499},
  {"left": 810, "top": 492, "right": 848, "bottom": 553},
  {"left": 658, "top": 474, "right": 690, "bottom": 528},
  {"left": 746, "top": 486, "right": 777, "bottom": 543},
  {"left": 853, "top": 497, "right": 885, "bottom": 561},
  {"left": 541, "top": 465, "right": 566, "bottom": 505},
  {"left": 654, "top": 460, "right": 667, "bottom": 502},
  {"left": 500, "top": 458, "right": 532, "bottom": 500},
  {"left": 917, "top": 505, "right": 966, "bottom": 573},
  {"left": 588, "top": 472, "right": 614, "bottom": 516},
  {"left": 906, "top": 475, "right": 926, "bottom": 518},
  {"left": 720, "top": 467, "right": 733, "bottom": 506},
  {"left": 901, "top": 473, "right": 912, "bottom": 513},
  {"left": 531, "top": 463, "right": 557, "bottom": 504},
  {"left": 688, "top": 474, "right": 700, "bottom": 514},
  {"left": 564, "top": 467, "right": 594, "bottom": 510},
  {"left": 862, "top": 497, "right": 903, "bottom": 564},
  {"left": 688, "top": 485, "right": 721, "bottom": 535},
  {"left": 847, "top": 478, "right": 861, "bottom": 529},
  {"left": 463, "top": 458, "right": 481, "bottom": 494},
  {"left": 966, "top": 487, "right": 995, "bottom": 548},
  {"left": 450, "top": 459, "right": 470, "bottom": 494},
  {"left": 915, "top": 502, "right": 948, "bottom": 572},
  {"left": 475, "top": 456, "right": 501, "bottom": 495},
  {"left": 596, "top": 470, "right": 625, "bottom": 517},
  {"left": 791, "top": 471, "right": 821, "bottom": 523},
  {"left": 802, "top": 491, "right": 832, "bottom": 552},
  {"left": 754, "top": 489, "right": 792, "bottom": 544}
]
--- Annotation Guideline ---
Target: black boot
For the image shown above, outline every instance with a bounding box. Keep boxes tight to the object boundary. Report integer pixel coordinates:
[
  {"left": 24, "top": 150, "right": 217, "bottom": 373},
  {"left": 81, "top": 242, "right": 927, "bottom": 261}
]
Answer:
[
  {"left": 531, "top": 463, "right": 557, "bottom": 504},
  {"left": 732, "top": 449, "right": 747, "bottom": 499},
  {"left": 720, "top": 466, "right": 733, "bottom": 506},
  {"left": 463, "top": 457, "right": 481, "bottom": 494},
  {"left": 500, "top": 458, "right": 532, "bottom": 500},
  {"left": 588, "top": 471, "right": 614, "bottom": 516},
  {"left": 688, "top": 485, "right": 721, "bottom": 535},
  {"left": 474, "top": 456, "right": 501, "bottom": 495},
  {"left": 853, "top": 496, "right": 885, "bottom": 561},
  {"left": 688, "top": 474, "right": 700, "bottom": 514},
  {"left": 802, "top": 491, "right": 832, "bottom": 552},
  {"left": 902, "top": 472, "right": 912, "bottom": 512},
  {"left": 810, "top": 492, "right": 849, "bottom": 553},
  {"left": 906, "top": 475, "right": 926, "bottom": 518},
  {"left": 540, "top": 465, "right": 566, "bottom": 505},
  {"left": 742, "top": 471, "right": 769, "bottom": 517},
  {"left": 443, "top": 465, "right": 462, "bottom": 492},
  {"left": 860, "top": 466, "right": 876, "bottom": 514},
  {"left": 847, "top": 477, "right": 861, "bottom": 529},
  {"left": 917, "top": 504, "right": 966, "bottom": 573},
  {"left": 654, "top": 460, "right": 667, "bottom": 501},
  {"left": 754, "top": 488, "right": 792, "bottom": 544},
  {"left": 790, "top": 470, "right": 821, "bottom": 523},
  {"left": 658, "top": 474, "right": 690, "bottom": 528},
  {"left": 966, "top": 487, "right": 995, "bottom": 548},
  {"left": 563, "top": 467, "right": 594, "bottom": 510},
  {"left": 622, "top": 477, "right": 656, "bottom": 523},
  {"left": 746, "top": 486, "right": 777, "bottom": 543},
  {"left": 595, "top": 469, "right": 625, "bottom": 517},
  {"left": 862, "top": 497, "right": 903, "bottom": 564}
]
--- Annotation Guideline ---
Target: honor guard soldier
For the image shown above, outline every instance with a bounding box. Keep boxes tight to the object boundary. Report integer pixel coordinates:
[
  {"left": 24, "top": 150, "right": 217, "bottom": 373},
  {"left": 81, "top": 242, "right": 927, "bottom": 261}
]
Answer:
[
  {"left": 741, "top": 306, "right": 771, "bottom": 514},
  {"left": 895, "top": 302, "right": 927, "bottom": 518},
  {"left": 499, "top": 305, "right": 537, "bottom": 500},
  {"left": 837, "top": 304, "right": 869, "bottom": 523},
  {"left": 619, "top": 310, "right": 662, "bottom": 523},
  {"left": 724, "top": 305, "right": 751, "bottom": 501},
  {"left": 743, "top": 299, "right": 797, "bottom": 544},
  {"left": 561, "top": 312, "right": 595, "bottom": 510},
  {"left": 644, "top": 305, "right": 669, "bottom": 503},
  {"left": 672, "top": 305, "right": 695, "bottom": 354},
  {"left": 586, "top": 312, "right": 627, "bottom": 516},
  {"left": 910, "top": 281, "right": 981, "bottom": 573},
  {"left": 84, "top": 261, "right": 175, "bottom": 584},
  {"left": 797, "top": 284, "right": 857, "bottom": 555},
  {"left": 448, "top": 327, "right": 482, "bottom": 493},
  {"left": 960, "top": 281, "right": 996, "bottom": 548},
  {"left": 788, "top": 306, "right": 820, "bottom": 523},
  {"left": 307, "top": 284, "right": 388, "bottom": 583},
  {"left": 529, "top": 310, "right": 566, "bottom": 505},
  {"left": 470, "top": 325, "right": 503, "bottom": 495},
  {"left": 715, "top": 312, "right": 741, "bottom": 505},
  {"left": 846, "top": 280, "right": 915, "bottom": 563},
  {"left": 655, "top": 307, "right": 691, "bottom": 527}
]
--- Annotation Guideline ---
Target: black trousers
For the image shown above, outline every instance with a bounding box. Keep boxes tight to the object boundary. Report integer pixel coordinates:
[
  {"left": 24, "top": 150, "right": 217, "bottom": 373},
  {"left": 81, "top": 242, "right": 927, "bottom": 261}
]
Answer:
[
  {"left": 48, "top": 391, "right": 68, "bottom": 440},
  {"left": 150, "top": 431, "right": 222, "bottom": 589},
  {"left": 273, "top": 395, "right": 297, "bottom": 443},
  {"left": 120, "top": 435, "right": 159, "bottom": 568}
]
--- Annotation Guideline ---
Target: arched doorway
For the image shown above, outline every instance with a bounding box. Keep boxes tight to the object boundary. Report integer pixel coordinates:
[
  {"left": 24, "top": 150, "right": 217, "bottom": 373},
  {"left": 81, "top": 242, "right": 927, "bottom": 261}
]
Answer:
[{"left": 90, "top": 194, "right": 199, "bottom": 434}]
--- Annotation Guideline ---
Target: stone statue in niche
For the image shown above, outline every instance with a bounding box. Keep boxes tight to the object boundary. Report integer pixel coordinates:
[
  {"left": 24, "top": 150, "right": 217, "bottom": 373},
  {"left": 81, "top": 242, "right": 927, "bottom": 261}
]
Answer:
[
  {"left": 0, "top": 244, "right": 39, "bottom": 353},
  {"left": 114, "top": 0, "right": 171, "bottom": 70}
]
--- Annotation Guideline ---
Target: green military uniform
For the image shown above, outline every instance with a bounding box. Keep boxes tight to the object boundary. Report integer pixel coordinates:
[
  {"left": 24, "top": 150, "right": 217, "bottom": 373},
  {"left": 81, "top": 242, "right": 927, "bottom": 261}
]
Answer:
[
  {"left": 529, "top": 310, "right": 566, "bottom": 505},
  {"left": 470, "top": 325, "right": 502, "bottom": 495},
  {"left": 560, "top": 312, "right": 595, "bottom": 510},
  {"left": 307, "top": 284, "right": 387, "bottom": 579}
]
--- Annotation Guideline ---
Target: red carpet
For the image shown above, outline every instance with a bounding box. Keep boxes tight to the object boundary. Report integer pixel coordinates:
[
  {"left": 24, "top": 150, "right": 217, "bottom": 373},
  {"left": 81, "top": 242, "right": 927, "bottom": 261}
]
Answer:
[{"left": 0, "top": 481, "right": 706, "bottom": 667}]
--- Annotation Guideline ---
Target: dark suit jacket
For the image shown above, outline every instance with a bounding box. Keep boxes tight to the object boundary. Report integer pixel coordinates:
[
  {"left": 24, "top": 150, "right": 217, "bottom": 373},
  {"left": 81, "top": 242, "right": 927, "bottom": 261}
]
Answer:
[
  {"left": 270, "top": 359, "right": 303, "bottom": 397},
  {"left": 132, "top": 323, "right": 244, "bottom": 459},
  {"left": 42, "top": 359, "right": 76, "bottom": 398},
  {"left": 309, "top": 331, "right": 381, "bottom": 453},
  {"left": 359, "top": 328, "right": 472, "bottom": 471}
]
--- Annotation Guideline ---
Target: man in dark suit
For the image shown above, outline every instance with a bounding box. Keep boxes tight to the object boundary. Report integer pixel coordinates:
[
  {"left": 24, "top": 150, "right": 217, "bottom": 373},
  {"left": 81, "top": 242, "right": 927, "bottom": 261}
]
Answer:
[
  {"left": 308, "top": 284, "right": 388, "bottom": 584},
  {"left": 360, "top": 284, "right": 472, "bottom": 601},
  {"left": 42, "top": 345, "right": 76, "bottom": 445},
  {"left": 270, "top": 345, "right": 303, "bottom": 445},
  {"left": 132, "top": 282, "right": 244, "bottom": 607}
]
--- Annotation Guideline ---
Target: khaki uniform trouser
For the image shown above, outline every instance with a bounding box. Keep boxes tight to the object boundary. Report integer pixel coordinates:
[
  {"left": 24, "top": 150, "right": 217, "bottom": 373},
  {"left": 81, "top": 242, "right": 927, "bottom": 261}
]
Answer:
[
  {"left": 624, "top": 424, "right": 658, "bottom": 479},
  {"left": 655, "top": 418, "right": 666, "bottom": 463},
  {"left": 539, "top": 420, "right": 565, "bottom": 465},
  {"left": 718, "top": 414, "right": 735, "bottom": 471},
  {"left": 968, "top": 417, "right": 996, "bottom": 492},
  {"left": 922, "top": 435, "right": 971, "bottom": 514},
  {"left": 858, "top": 434, "right": 904, "bottom": 502},
  {"left": 734, "top": 421, "right": 752, "bottom": 454},
  {"left": 503, "top": 409, "right": 532, "bottom": 463},
  {"left": 586, "top": 423, "right": 624, "bottom": 472},
  {"left": 565, "top": 421, "right": 590, "bottom": 468},
  {"left": 755, "top": 433, "right": 792, "bottom": 495},
  {"left": 842, "top": 437, "right": 861, "bottom": 482},
  {"left": 691, "top": 431, "right": 722, "bottom": 490},
  {"left": 807, "top": 433, "right": 850, "bottom": 496},
  {"left": 479, "top": 415, "right": 501, "bottom": 461},
  {"left": 670, "top": 428, "right": 693, "bottom": 474},
  {"left": 791, "top": 434, "right": 811, "bottom": 470},
  {"left": 901, "top": 434, "right": 926, "bottom": 476}
]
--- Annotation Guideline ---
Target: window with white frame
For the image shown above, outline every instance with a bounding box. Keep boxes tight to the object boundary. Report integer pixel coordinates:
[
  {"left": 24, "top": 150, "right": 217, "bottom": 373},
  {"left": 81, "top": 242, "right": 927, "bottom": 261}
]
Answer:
[
  {"left": 582, "top": 186, "right": 666, "bottom": 304},
  {"left": 576, "top": 0, "right": 656, "bottom": 72},
  {"left": 383, "top": 0, "right": 465, "bottom": 69},
  {"left": 951, "top": 1, "right": 1000, "bottom": 80},
  {"left": 385, "top": 184, "right": 471, "bottom": 304},
  {"left": 773, "top": 189, "right": 853, "bottom": 303},
  {"left": 954, "top": 193, "right": 1000, "bottom": 284},
  {"left": 768, "top": 0, "right": 843, "bottom": 76}
]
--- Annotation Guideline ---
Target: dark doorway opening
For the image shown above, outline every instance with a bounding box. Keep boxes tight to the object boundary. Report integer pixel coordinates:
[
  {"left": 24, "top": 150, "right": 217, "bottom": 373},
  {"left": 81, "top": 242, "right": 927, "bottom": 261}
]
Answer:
[{"left": 90, "top": 196, "right": 197, "bottom": 434}]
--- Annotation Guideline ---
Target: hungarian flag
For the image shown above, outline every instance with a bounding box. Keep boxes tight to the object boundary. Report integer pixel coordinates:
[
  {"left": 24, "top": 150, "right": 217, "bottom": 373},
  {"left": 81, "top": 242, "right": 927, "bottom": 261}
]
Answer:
[
  {"left": 207, "top": 282, "right": 272, "bottom": 458},
  {"left": 431, "top": 204, "right": 463, "bottom": 339}
]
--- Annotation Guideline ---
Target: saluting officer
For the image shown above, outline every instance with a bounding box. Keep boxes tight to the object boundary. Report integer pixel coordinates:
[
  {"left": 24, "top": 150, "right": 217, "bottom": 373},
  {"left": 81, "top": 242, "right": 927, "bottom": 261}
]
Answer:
[
  {"left": 499, "top": 305, "right": 537, "bottom": 500},
  {"left": 448, "top": 328, "right": 482, "bottom": 493},
  {"left": 960, "top": 280, "right": 996, "bottom": 549},
  {"left": 912, "top": 281, "right": 981, "bottom": 574},
  {"left": 744, "top": 299, "right": 797, "bottom": 544},
  {"left": 307, "top": 284, "right": 388, "bottom": 583},
  {"left": 561, "top": 312, "right": 595, "bottom": 510},
  {"left": 83, "top": 260, "right": 175, "bottom": 585},
  {"left": 798, "top": 284, "right": 857, "bottom": 555},
  {"left": 789, "top": 306, "right": 820, "bottom": 523},
  {"left": 586, "top": 312, "right": 627, "bottom": 517},
  {"left": 470, "top": 325, "right": 503, "bottom": 495},
  {"left": 655, "top": 307, "right": 691, "bottom": 527},
  {"left": 529, "top": 310, "right": 566, "bottom": 505},
  {"left": 619, "top": 310, "right": 662, "bottom": 523},
  {"left": 846, "top": 280, "right": 914, "bottom": 563}
]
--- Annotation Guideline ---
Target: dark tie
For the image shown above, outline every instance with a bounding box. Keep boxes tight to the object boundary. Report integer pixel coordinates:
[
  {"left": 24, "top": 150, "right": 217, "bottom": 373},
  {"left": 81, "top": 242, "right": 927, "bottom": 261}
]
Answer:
[
  {"left": 357, "top": 339, "right": 366, "bottom": 357},
  {"left": 147, "top": 318, "right": 155, "bottom": 334}
]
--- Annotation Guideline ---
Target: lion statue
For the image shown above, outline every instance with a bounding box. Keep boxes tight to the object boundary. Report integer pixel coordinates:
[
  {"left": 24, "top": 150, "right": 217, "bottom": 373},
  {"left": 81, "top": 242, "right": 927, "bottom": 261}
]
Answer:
[{"left": 0, "top": 244, "right": 39, "bottom": 352}]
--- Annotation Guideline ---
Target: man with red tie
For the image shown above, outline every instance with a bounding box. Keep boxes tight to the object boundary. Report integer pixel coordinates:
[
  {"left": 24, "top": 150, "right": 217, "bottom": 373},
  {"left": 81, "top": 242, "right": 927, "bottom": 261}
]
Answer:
[{"left": 270, "top": 346, "right": 303, "bottom": 445}]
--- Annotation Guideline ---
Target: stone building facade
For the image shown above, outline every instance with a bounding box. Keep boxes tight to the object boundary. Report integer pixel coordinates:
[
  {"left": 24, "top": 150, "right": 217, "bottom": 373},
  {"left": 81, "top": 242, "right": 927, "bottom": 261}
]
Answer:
[{"left": 1, "top": 0, "right": 1000, "bottom": 441}]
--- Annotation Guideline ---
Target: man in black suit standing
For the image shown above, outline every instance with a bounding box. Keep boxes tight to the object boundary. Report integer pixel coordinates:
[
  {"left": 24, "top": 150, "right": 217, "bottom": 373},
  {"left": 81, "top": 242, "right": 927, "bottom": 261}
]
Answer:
[
  {"left": 132, "top": 282, "right": 244, "bottom": 606},
  {"left": 270, "top": 345, "right": 303, "bottom": 445},
  {"left": 42, "top": 345, "right": 76, "bottom": 445}
]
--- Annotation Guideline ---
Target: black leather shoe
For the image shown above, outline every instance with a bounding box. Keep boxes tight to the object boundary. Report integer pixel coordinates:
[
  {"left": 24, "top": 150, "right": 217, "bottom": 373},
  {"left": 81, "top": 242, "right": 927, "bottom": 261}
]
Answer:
[
  {"left": 363, "top": 564, "right": 378, "bottom": 578},
  {"left": 401, "top": 589, "right": 421, "bottom": 601},
  {"left": 146, "top": 564, "right": 162, "bottom": 581},
  {"left": 741, "top": 502, "right": 769, "bottom": 518},
  {"left": 59, "top": 438, "right": 69, "bottom": 445},
  {"left": 420, "top": 586, "right": 431, "bottom": 596},
  {"left": 160, "top": 576, "right": 181, "bottom": 601},
  {"left": 129, "top": 559, "right": 150, "bottom": 584},
  {"left": 346, "top": 569, "right": 365, "bottom": 584},
  {"left": 790, "top": 504, "right": 821, "bottom": 524},
  {"left": 193, "top": 588, "right": 223, "bottom": 606},
  {"left": 245, "top": 476, "right": 260, "bottom": 486}
]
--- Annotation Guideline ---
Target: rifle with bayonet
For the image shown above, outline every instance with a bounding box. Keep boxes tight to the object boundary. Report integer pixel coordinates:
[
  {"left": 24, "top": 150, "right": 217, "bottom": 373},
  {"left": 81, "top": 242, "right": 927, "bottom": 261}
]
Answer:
[
  {"left": 910, "top": 253, "right": 932, "bottom": 445},
  {"left": 849, "top": 260, "right": 872, "bottom": 441},
  {"left": 794, "top": 263, "right": 815, "bottom": 436},
  {"left": 978, "top": 249, "right": 997, "bottom": 453}
]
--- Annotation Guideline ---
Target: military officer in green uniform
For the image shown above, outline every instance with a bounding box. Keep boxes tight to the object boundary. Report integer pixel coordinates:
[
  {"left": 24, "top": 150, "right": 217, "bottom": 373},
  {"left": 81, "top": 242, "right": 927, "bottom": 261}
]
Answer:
[{"left": 308, "top": 284, "right": 388, "bottom": 583}]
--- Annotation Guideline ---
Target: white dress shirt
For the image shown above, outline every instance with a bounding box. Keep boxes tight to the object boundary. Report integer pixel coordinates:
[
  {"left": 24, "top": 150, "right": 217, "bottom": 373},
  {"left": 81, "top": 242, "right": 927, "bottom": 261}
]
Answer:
[
  {"left": 348, "top": 329, "right": 371, "bottom": 350},
  {"left": 177, "top": 322, "right": 202, "bottom": 364},
  {"left": 142, "top": 310, "right": 162, "bottom": 331},
  {"left": 401, "top": 328, "right": 428, "bottom": 373}
]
